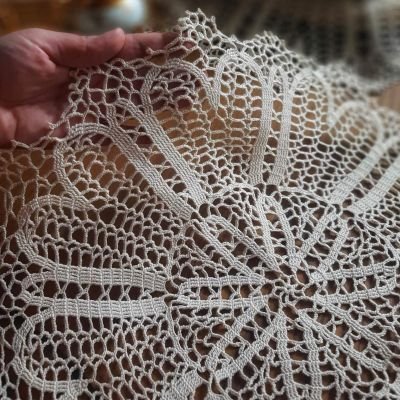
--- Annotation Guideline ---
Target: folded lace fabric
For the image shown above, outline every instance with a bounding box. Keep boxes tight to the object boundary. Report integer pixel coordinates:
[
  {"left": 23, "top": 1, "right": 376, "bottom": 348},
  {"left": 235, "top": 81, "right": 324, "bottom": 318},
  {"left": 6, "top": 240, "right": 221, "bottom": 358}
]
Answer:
[
  {"left": 1, "top": 10, "right": 400, "bottom": 400},
  {"left": 152, "top": 0, "right": 400, "bottom": 86}
]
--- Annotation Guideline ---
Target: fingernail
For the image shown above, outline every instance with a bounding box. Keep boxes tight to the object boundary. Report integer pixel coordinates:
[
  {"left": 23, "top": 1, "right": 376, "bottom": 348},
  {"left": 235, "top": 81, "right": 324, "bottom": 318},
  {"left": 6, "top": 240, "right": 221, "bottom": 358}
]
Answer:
[
  {"left": 91, "top": 28, "right": 124, "bottom": 39},
  {"left": 162, "top": 32, "right": 178, "bottom": 46},
  {"left": 105, "top": 27, "right": 125, "bottom": 38}
]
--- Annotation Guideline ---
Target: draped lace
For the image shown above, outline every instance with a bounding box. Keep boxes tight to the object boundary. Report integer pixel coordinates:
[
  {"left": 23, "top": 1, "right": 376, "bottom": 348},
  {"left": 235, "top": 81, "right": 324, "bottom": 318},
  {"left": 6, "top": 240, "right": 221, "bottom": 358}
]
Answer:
[{"left": 0, "top": 10, "right": 399, "bottom": 400}]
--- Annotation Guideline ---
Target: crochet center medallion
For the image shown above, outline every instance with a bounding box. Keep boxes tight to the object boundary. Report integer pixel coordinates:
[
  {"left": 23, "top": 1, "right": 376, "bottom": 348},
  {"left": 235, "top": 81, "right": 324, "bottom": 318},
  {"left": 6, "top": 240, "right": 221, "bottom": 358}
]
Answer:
[{"left": 0, "top": 11, "right": 399, "bottom": 400}]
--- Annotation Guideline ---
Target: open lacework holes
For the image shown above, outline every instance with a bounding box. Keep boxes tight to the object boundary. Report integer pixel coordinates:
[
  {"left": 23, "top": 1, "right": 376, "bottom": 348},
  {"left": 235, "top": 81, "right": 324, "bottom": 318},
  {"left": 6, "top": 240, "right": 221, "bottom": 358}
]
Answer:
[{"left": 2, "top": 8, "right": 400, "bottom": 400}]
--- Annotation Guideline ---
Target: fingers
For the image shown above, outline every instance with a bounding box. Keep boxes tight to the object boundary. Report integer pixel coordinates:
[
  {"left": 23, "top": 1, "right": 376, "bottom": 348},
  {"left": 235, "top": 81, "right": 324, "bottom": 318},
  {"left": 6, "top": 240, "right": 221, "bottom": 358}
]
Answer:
[
  {"left": 35, "top": 29, "right": 176, "bottom": 68},
  {"left": 38, "top": 28, "right": 126, "bottom": 68},
  {"left": 0, "top": 107, "right": 17, "bottom": 147},
  {"left": 117, "top": 32, "right": 177, "bottom": 60}
]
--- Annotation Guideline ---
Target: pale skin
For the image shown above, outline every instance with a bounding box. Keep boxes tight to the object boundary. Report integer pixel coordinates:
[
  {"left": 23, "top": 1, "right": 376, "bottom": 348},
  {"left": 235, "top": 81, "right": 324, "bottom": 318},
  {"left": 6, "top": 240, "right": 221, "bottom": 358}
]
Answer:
[{"left": 0, "top": 28, "right": 173, "bottom": 147}]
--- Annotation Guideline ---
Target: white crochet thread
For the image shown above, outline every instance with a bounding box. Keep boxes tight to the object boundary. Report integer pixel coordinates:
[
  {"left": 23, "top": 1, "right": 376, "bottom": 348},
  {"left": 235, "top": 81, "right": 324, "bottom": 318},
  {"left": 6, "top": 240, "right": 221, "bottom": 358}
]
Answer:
[
  {"left": 152, "top": 0, "right": 400, "bottom": 84},
  {"left": 0, "top": 10, "right": 400, "bottom": 400}
]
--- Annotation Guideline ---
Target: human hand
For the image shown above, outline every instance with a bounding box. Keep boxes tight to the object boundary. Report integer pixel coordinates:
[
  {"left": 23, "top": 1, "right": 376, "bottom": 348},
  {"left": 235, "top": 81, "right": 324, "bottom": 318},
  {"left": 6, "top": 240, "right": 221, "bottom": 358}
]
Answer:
[{"left": 0, "top": 28, "right": 172, "bottom": 146}]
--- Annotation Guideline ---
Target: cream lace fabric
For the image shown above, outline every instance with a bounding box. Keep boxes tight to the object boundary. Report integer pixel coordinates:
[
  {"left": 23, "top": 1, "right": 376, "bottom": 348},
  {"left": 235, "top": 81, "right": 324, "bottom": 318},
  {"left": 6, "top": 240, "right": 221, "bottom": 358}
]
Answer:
[
  {"left": 1, "top": 10, "right": 400, "bottom": 400},
  {"left": 153, "top": 0, "right": 400, "bottom": 84}
]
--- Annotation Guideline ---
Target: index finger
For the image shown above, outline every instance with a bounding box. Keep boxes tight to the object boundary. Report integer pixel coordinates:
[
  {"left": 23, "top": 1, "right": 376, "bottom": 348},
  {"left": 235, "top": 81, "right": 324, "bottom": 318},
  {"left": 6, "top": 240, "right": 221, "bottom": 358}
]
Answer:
[{"left": 116, "top": 32, "right": 177, "bottom": 61}]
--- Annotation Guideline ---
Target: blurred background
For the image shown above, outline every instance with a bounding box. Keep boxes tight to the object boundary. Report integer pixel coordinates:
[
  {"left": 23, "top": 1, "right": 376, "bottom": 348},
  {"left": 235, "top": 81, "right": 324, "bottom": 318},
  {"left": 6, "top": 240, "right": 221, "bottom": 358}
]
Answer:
[
  {"left": 0, "top": 0, "right": 399, "bottom": 110},
  {"left": 0, "top": 0, "right": 153, "bottom": 34}
]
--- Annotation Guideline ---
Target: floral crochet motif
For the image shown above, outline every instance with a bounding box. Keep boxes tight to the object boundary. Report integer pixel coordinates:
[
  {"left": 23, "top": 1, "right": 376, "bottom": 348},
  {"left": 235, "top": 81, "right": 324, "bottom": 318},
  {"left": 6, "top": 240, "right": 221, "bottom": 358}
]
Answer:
[{"left": 0, "top": 11, "right": 400, "bottom": 400}]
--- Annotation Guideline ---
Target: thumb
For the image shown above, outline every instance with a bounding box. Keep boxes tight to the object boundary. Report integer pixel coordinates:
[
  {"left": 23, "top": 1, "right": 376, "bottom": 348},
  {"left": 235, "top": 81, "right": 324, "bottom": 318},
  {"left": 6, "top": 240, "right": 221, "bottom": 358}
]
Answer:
[{"left": 39, "top": 28, "right": 126, "bottom": 68}]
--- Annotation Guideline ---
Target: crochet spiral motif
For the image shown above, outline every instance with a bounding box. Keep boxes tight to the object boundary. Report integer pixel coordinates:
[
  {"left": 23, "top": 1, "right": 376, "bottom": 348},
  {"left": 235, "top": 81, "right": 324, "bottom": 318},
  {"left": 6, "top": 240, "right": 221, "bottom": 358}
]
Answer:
[{"left": 0, "top": 10, "right": 399, "bottom": 400}]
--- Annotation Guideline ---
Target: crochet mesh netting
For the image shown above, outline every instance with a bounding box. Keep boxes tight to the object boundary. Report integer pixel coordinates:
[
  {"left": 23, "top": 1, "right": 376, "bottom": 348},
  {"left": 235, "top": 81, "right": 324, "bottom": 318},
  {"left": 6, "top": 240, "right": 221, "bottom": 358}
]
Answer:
[
  {"left": 152, "top": 0, "right": 400, "bottom": 84},
  {"left": 1, "top": 10, "right": 400, "bottom": 400}
]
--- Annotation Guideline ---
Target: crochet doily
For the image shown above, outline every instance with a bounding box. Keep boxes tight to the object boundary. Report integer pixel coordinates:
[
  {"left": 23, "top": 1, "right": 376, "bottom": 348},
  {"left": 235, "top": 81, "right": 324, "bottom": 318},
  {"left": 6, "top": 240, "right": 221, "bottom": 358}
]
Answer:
[
  {"left": 1, "top": 10, "right": 400, "bottom": 400},
  {"left": 152, "top": 0, "right": 400, "bottom": 85}
]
